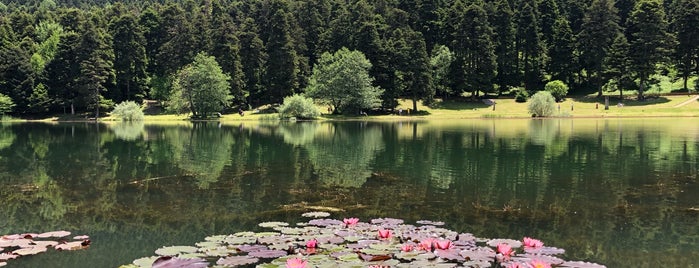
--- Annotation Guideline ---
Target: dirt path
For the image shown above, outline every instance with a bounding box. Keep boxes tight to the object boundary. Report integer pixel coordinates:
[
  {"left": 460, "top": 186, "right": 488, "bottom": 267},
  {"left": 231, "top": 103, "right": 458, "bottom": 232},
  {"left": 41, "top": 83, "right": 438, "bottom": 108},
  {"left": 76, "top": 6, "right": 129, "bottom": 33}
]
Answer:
[{"left": 673, "top": 95, "right": 699, "bottom": 108}]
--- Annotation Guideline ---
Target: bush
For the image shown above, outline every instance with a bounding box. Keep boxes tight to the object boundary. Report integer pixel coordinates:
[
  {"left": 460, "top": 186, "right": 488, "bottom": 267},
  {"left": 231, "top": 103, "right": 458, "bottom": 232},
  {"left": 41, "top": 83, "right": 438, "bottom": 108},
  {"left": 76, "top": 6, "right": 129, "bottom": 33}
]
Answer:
[
  {"left": 0, "top": 93, "right": 15, "bottom": 115},
  {"left": 112, "top": 101, "right": 144, "bottom": 121},
  {"left": 514, "top": 87, "right": 529, "bottom": 103},
  {"left": 528, "top": 91, "right": 556, "bottom": 117},
  {"left": 545, "top": 80, "right": 569, "bottom": 102},
  {"left": 278, "top": 94, "right": 320, "bottom": 120}
]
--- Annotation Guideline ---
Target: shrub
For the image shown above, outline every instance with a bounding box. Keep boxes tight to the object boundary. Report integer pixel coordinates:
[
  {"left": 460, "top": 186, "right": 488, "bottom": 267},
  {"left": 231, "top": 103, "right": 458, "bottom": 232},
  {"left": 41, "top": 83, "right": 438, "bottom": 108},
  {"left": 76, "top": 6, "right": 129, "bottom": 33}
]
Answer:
[
  {"left": 112, "top": 101, "right": 144, "bottom": 121},
  {"left": 514, "top": 87, "right": 529, "bottom": 103},
  {"left": 528, "top": 91, "right": 556, "bottom": 117},
  {"left": 545, "top": 80, "right": 569, "bottom": 102},
  {"left": 0, "top": 93, "right": 15, "bottom": 115},
  {"left": 278, "top": 94, "right": 320, "bottom": 120}
]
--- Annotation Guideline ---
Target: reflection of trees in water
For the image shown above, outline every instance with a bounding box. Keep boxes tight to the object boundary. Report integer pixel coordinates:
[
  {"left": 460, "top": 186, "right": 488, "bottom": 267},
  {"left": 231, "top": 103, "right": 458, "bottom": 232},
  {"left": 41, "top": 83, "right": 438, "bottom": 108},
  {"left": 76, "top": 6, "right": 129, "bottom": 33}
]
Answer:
[
  {"left": 303, "top": 122, "right": 384, "bottom": 188},
  {"left": 165, "top": 123, "right": 235, "bottom": 189},
  {"left": 277, "top": 122, "right": 320, "bottom": 146},
  {"left": 0, "top": 125, "right": 16, "bottom": 151},
  {"left": 110, "top": 121, "right": 145, "bottom": 141}
]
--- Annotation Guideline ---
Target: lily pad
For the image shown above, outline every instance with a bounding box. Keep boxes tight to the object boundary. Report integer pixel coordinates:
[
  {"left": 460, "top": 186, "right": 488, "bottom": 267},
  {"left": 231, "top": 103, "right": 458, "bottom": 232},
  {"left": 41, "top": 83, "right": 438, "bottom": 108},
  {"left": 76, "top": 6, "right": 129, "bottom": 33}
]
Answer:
[
  {"left": 32, "top": 241, "right": 59, "bottom": 247},
  {"left": 73, "top": 235, "right": 90, "bottom": 240},
  {"left": 216, "top": 256, "right": 260, "bottom": 266},
  {"left": 248, "top": 249, "right": 287, "bottom": 258},
  {"left": 259, "top": 222, "right": 289, "bottom": 228},
  {"left": 416, "top": 220, "right": 445, "bottom": 226},
  {"left": 302, "top": 212, "right": 331, "bottom": 218},
  {"left": 151, "top": 256, "right": 208, "bottom": 268},
  {"left": 13, "top": 246, "right": 47, "bottom": 256},
  {"left": 0, "top": 253, "right": 19, "bottom": 261},
  {"left": 523, "top": 246, "right": 566, "bottom": 255},
  {"left": 54, "top": 241, "right": 89, "bottom": 251},
  {"left": 133, "top": 256, "right": 159, "bottom": 267},
  {"left": 308, "top": 219, "right": 343, "bottom": 227},
  {"left": 154, "top": 246, "right": 199, "bottom": 256},
  {"left": 486, "top": 238, "right": 522, "bottom": 248},
  {"left": 559, "top": 261, "right": 607, "bottom": 268},
  {"left": 37, "top": 231, "right": 71, "bottom": 238},
  {"left": 224, "top": 236, "right": 257, "bottom": 245}
]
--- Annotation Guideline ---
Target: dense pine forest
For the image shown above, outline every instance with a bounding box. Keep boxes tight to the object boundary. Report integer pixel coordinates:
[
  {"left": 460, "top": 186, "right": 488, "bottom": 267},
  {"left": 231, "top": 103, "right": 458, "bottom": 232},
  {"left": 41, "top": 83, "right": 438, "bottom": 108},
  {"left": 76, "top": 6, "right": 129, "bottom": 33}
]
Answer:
[{"left": 0, "top": 0, "right": 697, "bottom": 116}]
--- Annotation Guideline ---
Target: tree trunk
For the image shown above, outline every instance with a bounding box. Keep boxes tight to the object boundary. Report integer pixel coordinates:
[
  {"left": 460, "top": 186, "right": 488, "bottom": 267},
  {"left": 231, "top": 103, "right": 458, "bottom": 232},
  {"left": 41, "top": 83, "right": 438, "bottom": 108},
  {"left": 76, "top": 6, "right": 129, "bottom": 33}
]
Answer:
[
  {"left": 412, "top": 98, "right": 418, "bottom": 113},
  {"left": 638, "top": 77, "right": 645, "bottom": 100}
]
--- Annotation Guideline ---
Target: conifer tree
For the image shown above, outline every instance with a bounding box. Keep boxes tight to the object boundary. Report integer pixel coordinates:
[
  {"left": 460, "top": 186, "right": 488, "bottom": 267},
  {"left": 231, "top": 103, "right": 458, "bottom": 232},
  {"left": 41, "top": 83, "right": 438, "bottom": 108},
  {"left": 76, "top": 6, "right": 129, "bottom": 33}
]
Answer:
[
  {"left": 578, "top": 0, "right": 621, "bottom": 96},
  {"left": 628, "top": 0, "right": 673, "bottom": 99}
]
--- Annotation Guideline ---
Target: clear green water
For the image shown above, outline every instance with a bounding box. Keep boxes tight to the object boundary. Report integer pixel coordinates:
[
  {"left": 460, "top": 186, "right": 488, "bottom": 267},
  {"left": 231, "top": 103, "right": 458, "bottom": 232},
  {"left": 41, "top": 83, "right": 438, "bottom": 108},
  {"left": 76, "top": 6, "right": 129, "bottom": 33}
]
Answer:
[{"left": 0, "top": 119, "right": 697, "bottom": 267}]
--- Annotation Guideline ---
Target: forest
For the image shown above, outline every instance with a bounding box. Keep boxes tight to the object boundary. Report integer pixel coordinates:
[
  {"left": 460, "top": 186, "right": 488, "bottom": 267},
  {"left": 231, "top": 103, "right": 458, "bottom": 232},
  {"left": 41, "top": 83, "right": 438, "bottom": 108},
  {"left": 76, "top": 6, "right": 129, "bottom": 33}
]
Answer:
[{"left": 0, "top": 0, "right": 697, "bottom": 116}]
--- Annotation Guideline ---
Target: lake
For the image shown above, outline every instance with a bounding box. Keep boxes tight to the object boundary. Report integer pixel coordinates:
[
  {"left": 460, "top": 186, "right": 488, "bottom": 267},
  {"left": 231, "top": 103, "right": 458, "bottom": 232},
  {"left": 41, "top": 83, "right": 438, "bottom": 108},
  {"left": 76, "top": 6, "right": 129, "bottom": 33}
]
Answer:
[{"left": 0, "top": 119, "right": 697, "bottom": 267}]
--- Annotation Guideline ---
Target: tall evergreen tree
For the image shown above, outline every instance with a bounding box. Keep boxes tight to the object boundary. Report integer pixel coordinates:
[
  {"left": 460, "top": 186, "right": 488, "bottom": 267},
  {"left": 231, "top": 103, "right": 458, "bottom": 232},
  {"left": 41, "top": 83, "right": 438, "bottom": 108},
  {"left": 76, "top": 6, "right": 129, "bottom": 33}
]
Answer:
[
  {"left": 264, "top": 7, "right": 299, "bottom": 103},
  {"left": 671, "top": 0, "right": 699, "bottom": 90},
  {"left": 78, "top": 20, "right": 115, "bottom": 118},
  {"left": 110, "top": 14, "right": 148, "bottom": 103},
  {"left": 392, "top": 27, "right": 432, "bottom": 111},
  {"left": 209, "top": 12, "right": 246, "bottom": 107},
  {"left": 516, "top": 2, "right": 544, "bottom": 90},
  {"left": 238, "top": 18, "right": 267, "bottom": 105},
  {"left": 577, "top": 0, "right": 621, "bottom": 96},
  {"left": 603, "top": 33, "right": 632, "bottom": 99},
  {"left": 491, "top": 0, "right": 518, "bottom": 93},
  {"left": 455, "top": 3, "right": 497, "bottom": 98},
  {"left": 549, "top": 16, "right": 575, "bottom": 86},
  {"left": 628, "top": 0, "right": 673, "bottom": 99}
]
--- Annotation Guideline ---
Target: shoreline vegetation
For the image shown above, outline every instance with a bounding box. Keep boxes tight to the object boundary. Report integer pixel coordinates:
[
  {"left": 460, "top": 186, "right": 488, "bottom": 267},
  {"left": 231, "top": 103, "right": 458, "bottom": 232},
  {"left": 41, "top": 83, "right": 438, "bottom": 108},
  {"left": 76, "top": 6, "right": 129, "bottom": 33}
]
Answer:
[{"left": 16, "top": 94, "right": 699, "bottom": 123}]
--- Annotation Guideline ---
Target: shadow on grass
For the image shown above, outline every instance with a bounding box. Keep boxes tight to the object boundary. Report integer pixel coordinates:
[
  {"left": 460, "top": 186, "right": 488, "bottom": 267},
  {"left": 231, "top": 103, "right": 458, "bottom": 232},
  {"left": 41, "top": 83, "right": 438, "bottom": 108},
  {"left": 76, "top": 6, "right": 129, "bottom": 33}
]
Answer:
[
  {"left": 430, "top": 99, "right": 490, "bottom": 110},
  {"left": 572, "top": 95, "right": 671, "bottom": 106}
]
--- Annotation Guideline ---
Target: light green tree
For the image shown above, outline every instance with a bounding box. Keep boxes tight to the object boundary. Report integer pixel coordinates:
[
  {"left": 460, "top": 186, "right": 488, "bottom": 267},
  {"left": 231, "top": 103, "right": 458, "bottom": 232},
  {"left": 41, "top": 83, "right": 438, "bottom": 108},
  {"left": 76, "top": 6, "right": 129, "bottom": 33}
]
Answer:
[
  {"left": 528, "top": 91, "right": 556, "bottom": 117},
  {"left": 0, "top": 93, "right": 15, "bottom": 115},
  {"left": 111, "top": 101, "right": 144, "bottom": 121},
  {"left": 168, "top": 52, "right": 232, "bottom": 118},
  {"left": 305, "top": 47, "right": 382, "bottom": 115},
  {"left": 545, "top": 80, "right": 569, "bottom": 102},
  {"left": 278, "top": 94, "right": 320, "bottom": 119}
]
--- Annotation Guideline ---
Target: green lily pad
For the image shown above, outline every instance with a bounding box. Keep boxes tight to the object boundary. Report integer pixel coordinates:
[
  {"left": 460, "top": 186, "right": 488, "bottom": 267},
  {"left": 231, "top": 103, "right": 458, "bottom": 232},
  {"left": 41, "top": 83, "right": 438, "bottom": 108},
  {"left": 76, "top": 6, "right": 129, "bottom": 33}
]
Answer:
[
  {"left": 259, "top": 222, "right": 289, "bottom": 228},
  {"left": 154, "top": 246, "right": 199, "bottom": 256},
  {"left": 133, "top": 256, "right": 159, "bottom": 267},
  {"left": 204, "top": 235, "right": 228, "bottom": 242}
]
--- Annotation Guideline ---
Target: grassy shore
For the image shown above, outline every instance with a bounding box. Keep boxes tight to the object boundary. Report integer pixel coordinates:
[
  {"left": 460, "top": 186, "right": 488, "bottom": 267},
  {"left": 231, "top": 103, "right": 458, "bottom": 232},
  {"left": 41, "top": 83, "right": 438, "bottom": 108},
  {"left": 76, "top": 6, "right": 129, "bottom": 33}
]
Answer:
[{"left": 24, "top": 94, "right": 699, "bottom": 123}]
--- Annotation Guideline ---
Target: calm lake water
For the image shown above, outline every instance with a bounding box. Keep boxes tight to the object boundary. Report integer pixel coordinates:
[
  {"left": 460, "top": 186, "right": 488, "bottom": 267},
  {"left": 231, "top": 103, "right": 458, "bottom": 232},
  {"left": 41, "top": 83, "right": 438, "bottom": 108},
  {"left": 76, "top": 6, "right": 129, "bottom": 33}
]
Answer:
[{"left": 0, "top": 119, "right": 697, "bottom": 267}]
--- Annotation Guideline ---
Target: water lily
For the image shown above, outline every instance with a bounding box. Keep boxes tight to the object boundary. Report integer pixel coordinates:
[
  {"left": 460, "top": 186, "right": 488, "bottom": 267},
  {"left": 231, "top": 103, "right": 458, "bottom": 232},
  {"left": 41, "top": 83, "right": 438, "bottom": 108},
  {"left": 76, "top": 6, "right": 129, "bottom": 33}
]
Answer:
[
  {"left": 418, "top": 238, "right": 435, "bottom": 251},
  {"left": 343, "top": 218, "right": 359, "bottom": 226},
  {"left": 285, "top": 257, "right": 307, "bottom": 268},
  {"left": 305, "top": 239, "right": 317, "bottom": 248},
  {"left": 508, "top": 263, "right": 524, "bottom": 268},
  {"left": 530, "top": 259, "right": 551, "bottom": 268},
  {"left": 377, "top": 229, "right": 392, "bottom": 239},
  {"left": 434, "top": 239, "right": 452, "bottom": 250},
  {"left": 401, "top": 244, "right": 414, "bottom": 252},
  {"left": 497, "top": 243, "right": 514, "bottom": 259},
  {"left": 523, "top": 237, "right": 544, "bottom": 248}
]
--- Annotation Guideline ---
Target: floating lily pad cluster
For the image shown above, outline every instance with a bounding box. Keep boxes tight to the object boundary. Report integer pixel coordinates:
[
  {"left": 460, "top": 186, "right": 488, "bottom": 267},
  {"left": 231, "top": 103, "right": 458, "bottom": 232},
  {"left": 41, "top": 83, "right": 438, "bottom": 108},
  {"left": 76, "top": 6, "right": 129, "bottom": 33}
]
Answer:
[
  {"left": 120, "top": 214, "right": 605, "bottom": 268},
  {"left": 0, "top": 231, "right": 91, "bottom": 266}
]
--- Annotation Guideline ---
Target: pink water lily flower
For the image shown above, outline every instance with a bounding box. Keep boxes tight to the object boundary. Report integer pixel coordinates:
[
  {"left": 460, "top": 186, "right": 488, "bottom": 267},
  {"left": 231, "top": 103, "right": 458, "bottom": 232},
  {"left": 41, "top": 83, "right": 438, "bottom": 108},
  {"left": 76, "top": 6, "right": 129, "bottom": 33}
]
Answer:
[
  {"left": 530, "top": 259, "right": 552, "bottom": 268},
  {"left": 305, "top": 239, "right": 317, "bottom": 248},
  {"left": 508, "top": 263, "right": 524, "bottom": 268},
  {"left": 523, "top": 237, "right": 544, "bottom": 248},
  {"left": 343, "top": 218, "right": 359, "bottom": 226},
  {"left": 434, "top": 239, "right": 452, "bottom": 250},
  {"left": 286, "top": 257, "right": 307, "bottom": 268},
  {"left": 401, "top": 244, "right": 414, "bottom": 252},
  {"left": 418, "top": 238, "right": 435, "bottom": 251},
  {"left": 497, "top": 243, "right": 514, "bottom": 259},
  {"left": 377, "top": 229, "right": 392, "bottom": 239}
]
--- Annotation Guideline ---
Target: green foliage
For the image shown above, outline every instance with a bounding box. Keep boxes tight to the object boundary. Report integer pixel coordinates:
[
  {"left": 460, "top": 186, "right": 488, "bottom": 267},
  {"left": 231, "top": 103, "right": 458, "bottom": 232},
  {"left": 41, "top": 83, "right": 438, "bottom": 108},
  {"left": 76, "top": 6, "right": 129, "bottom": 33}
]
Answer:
[
  {"left": 0, "top": 93, "right": 15, "bottom": 115},
  {"left": 514, "top": 87, "right": 529, "bottom": 103},
  {"left": 111, "top": 101, "right": 144, "bottom": 121},
  {"left": 545, "top": 80, "right": 569, "bottom": 101},
  {"left": 278, "top": 94, "right": 320, "bottom": 120},
  {"left": 628, "top": 0, "right": 673, "bottom": 99},
  {"left": 305, "top": 48, "right": 383, "bottom": 115},
  {"left": 168, "top": 52, "right": 232, "bottom": 118},
  {"left": 577, "top": 0, "right": 621, "bottom": 96},
  {"left": 430, "top": 45, "right": 455, "bottom": 99},
  {"left": 528, "top": 91, "right": 556, "bottom": 117}
]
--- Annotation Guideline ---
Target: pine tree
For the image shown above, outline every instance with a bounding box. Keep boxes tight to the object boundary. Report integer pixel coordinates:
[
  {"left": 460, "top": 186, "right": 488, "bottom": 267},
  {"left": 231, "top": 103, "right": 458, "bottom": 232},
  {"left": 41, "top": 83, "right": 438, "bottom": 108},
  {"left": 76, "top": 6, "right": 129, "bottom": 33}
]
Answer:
[
  {"left": 491, "top": 0, "right": 518, "bottom": 93},
  {"left": 628, "top": 0, "right": 673, "bottom": 100},
  {"left": 516, "top": 2, "right": 544, "bottom": 90},
  {"left": 238, "top": 18, "right": 267, "bottom": 105},
  {"left": 110, "top": 14, "right": 148, "bottom": 103},
  {"left": 577, "top": 0, "right": 621, "bottom": 96},
  {"left": 548, "top": 16, "right": 575, "bottom": 86},
  {"left": 209, "top": 12, "right": 246, "bottom": 107},
  {"left": 393, "top": 27, "right": 432, "bottom": 110},
  {"left": 456, "top": 2, "right": 496, "bottom": 98},
  {"left": 603, "top": 33, "right": 631, "bottom": 99},
  {"left": 264, "top": 7, "right": 299, "bottom": 103},
  {"left": 672, "top": 0, "right": 699, "bottom": 90}
]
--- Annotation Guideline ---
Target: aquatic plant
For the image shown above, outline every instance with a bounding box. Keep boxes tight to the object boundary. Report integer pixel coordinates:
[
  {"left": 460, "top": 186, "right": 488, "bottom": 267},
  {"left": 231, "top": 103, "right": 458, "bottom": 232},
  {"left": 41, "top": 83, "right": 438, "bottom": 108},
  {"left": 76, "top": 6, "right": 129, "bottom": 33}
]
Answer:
[
  {"left": 0, "top": 231, "right": 90, "bottom": 266},
  {"left": 119, "top": 214, "right": 606, "bottom": 268}
]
